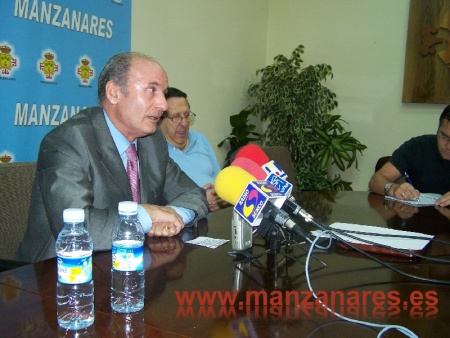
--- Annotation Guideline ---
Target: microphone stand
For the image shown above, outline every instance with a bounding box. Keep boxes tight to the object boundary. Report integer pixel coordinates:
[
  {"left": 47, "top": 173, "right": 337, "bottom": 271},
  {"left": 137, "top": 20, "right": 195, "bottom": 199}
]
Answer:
[{"left": 232, "top": 218, "right": 326, "bottom": 292}]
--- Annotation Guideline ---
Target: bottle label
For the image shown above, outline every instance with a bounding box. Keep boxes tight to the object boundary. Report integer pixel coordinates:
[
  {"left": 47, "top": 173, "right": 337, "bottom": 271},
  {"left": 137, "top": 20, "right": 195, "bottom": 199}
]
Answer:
[
  {"left": 57, "top": 254, "right": 92, "bottom": 284},
  {"left": 112, "top": 244, "right": 144, "bottom": 271}
]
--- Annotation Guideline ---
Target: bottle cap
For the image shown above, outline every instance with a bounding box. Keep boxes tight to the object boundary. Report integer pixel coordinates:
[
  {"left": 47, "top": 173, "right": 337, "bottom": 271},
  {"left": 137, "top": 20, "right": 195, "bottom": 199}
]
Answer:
[
  {"left": 63, "top": 208, "right": 85, "bottom": 223},
  {"left": 118, "top": 201, "right": 138, "bottom": 215}
]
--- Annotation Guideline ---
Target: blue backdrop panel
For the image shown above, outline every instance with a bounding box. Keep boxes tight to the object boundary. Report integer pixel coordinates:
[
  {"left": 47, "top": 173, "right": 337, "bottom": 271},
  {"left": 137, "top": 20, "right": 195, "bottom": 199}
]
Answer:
[{"left": 0, "top": 0, "right": 131, "bottom": 162}]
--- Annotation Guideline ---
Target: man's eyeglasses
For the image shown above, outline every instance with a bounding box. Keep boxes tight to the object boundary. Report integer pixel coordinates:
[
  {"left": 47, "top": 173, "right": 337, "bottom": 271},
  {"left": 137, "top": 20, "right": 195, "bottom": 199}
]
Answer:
[
  {"left": 162, "top": 111, "right": 196, "bottom": 123},
  {"left": 438, "top": 131, "right": 450, "bottom": 144}
]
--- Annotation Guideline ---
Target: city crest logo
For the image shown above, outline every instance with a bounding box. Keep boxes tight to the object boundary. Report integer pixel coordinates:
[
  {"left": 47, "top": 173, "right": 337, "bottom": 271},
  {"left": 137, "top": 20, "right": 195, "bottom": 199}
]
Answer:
[
  {"left": 38, "top": 50, "right": 60, "bottom": 82},
  {"left": 76, "top": 57, "right": 94, "bottom": 85},
  {"left": 0, "top": 44, "right": 19, "bottom": 77}
]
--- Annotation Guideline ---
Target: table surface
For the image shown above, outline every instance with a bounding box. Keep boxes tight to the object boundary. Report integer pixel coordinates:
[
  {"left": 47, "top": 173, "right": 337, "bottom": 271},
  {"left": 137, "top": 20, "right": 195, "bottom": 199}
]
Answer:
[{"left": 1, "top": 191, "right": 450, "bottom": 337}]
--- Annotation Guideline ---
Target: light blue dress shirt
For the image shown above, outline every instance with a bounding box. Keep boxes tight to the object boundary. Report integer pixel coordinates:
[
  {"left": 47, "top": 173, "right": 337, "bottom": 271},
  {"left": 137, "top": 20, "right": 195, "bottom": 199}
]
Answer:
[{"left": 166, "top": 131, "right": 221, "bottom": 187}]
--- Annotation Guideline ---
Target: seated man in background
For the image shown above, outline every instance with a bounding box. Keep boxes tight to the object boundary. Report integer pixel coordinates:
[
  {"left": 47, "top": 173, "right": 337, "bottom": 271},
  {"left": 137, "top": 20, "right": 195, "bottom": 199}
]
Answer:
[
  {"left": 16, "top": 52, "right": 208, "bottom": 263},
  {"left": 368, "top": 105, "right": 450, "bottom": 207},
  {"left": 158, "top": 87, "right": 228, "bottom": 212}
]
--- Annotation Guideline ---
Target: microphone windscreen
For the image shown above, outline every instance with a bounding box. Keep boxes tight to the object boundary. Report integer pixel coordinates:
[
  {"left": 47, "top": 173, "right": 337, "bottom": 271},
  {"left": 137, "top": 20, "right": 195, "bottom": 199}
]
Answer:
[
  {"left": 228, "top": 145, "right": 244, "bottom": 164},
  {"left": 215, "top": 166, "right": 256, "bottom": 205},
  {"left": 231, "top": 157, "right": 267, "bottom": 180},
  {"left": 234, "top": 144, "right": 269, "bottom": 166}
]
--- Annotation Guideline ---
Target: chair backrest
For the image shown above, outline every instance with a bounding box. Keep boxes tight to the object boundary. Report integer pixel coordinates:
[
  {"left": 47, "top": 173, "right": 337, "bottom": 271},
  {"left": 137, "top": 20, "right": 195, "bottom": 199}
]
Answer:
[
  {"left": 260, "top": 146, "right": 299, "bottom": 192},
  {"left": 375, "top": 156, "right": 391, "bottom": 172},
  {"left": 0, "top": 162, "right": 36, "bottom": 260}
]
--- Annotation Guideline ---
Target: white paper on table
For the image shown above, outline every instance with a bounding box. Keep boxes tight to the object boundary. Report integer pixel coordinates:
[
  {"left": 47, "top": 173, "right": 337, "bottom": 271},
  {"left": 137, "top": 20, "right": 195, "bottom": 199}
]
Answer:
[
  {"left": 312, "top": 222, "right": 434, "bottom": 251},
  {"left": 384, "top": 193, "right": 441, "bottom": 207},
  {"left": 186, "top": 236, "right": 229, "bottom": 249}
]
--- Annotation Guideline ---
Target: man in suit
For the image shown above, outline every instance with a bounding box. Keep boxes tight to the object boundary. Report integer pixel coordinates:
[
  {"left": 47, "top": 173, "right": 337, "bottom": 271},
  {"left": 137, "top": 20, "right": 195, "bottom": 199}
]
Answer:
[{"left": 16, "top": 52, "right": 208, "bottom": 263}]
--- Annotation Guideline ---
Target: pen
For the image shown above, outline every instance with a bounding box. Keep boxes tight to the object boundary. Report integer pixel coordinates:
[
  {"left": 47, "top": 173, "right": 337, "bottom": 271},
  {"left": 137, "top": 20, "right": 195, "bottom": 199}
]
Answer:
[
  {"left": 404, "top": 172, "right": 419, "bottom": 201},
  {"left": 404, "top": 172, "right": 413, "bottom": 185}
]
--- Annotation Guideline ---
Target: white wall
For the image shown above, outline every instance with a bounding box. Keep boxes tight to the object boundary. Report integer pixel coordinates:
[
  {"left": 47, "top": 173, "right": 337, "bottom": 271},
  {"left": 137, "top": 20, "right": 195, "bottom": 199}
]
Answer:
[
  {"left": 132, "top": 0, "right": 268, "bottom": 168},
  {"left": 267, "top": 0, "right": 446, "bottom": 191},
  {"left": 132, "top": 0, "right": 446, "bottom": 191}
]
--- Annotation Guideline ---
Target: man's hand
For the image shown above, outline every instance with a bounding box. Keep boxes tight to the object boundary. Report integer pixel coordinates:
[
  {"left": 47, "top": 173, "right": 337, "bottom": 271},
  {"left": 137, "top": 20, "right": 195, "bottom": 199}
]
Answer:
[
  {"left": 369, "top": 162, "right": 420, "bottom": 200},
  {"left": 141, "top": 204, "right": 184, "bottom": 236},
  {"left": 389, "top": 182, "right": 420, "bottom": 201},
  {"left": 434, "top": 191, "right": 450, "bottom": 207},
  {"left": 203, "top": 183, "right": 230, "bottom": 212}
]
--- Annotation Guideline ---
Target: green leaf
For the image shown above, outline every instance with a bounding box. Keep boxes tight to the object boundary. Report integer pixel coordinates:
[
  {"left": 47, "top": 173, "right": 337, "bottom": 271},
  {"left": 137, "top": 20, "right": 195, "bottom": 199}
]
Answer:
[{"left": 242, "top": 44, "right": 366, "bottom": 190}]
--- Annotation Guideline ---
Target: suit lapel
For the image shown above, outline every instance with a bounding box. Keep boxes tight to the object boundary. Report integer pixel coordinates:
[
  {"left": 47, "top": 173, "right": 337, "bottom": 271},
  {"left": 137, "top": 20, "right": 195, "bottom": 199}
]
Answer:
[
  {"left": 137, "top": 138, "right": 149, "bottom": 202},
  {"left": 90, "top": 108, "right": 133, "bottom": 201}
]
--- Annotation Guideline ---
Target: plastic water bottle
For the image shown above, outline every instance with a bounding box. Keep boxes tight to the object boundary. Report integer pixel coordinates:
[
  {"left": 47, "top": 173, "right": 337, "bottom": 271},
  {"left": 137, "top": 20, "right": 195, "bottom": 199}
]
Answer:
[
  {"left": 111, "top": 309, "right": 145, "bottom": 336},
  {"left": 111, "top": 201, "right": 145, "bottom": 313},
  {"left": 56, "top": 208, "right": 94, "bottom": 330}
]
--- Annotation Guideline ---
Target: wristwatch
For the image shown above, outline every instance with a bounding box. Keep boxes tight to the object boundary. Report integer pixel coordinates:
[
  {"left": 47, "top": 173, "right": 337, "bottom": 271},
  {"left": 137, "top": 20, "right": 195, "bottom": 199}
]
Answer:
[{"left": 384, "top": 183, "right": 394, "bottom": 195}]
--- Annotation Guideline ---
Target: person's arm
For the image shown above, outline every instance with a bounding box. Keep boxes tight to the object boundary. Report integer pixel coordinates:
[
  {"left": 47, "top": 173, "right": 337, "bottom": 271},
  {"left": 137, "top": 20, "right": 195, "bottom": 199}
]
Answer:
[
  {"left": 137, "top": 130, "right": 208, "bottom": 232},
  {"left": 139, "top": 162, "right": 207, "bottom": 234},
  {"left": 37, "top": 134, "right": 119, "bottom": 252},
  {"left": 369, "top": 162, "right": 419, "bottom": 200},
  {"left": 369, "top": 161, "right": 401, "bottom": 195},
  {"left": 138, "top": 204, "right": 185, "bottom": 236}
]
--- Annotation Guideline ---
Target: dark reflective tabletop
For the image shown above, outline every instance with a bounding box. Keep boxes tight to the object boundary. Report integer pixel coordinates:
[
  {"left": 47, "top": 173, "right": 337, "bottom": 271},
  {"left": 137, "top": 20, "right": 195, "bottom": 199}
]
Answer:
[{"left": 1, "top": 191, "right": 449, "bottom": 337}]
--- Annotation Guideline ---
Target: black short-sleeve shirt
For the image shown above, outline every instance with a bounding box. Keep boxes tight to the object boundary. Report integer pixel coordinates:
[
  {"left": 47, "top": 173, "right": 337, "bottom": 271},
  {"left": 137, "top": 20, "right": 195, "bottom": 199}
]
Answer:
[{"left": 390, "top": 135, "right": 450, "bottom": 194}]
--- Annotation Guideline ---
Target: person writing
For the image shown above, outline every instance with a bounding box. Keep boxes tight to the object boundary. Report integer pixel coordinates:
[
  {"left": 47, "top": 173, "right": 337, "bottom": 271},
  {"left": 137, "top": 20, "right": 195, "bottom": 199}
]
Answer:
[
  {"left": 158, "top": 87, "right": 228, "bottom": 212},
  {"left": 369, "top": 105, "right": 450, "bottom": 207},
  {"left": 16, "top": 52, "right": 208, "bottom": 263}
]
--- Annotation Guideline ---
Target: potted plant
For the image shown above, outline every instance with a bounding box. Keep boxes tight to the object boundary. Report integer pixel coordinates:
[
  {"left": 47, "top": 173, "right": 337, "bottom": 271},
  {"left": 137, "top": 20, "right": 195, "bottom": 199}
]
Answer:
[
  {"left": 247, "top": 44, "right": 366, "bottom": 190},
  {"left": 217, "top": 108, "right": 262, "bottom": 166}
]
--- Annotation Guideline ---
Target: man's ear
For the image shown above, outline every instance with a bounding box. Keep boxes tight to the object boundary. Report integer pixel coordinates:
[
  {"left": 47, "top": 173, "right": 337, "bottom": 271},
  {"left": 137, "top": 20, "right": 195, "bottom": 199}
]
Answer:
[{"left": 105, "top": 81, "right": 120, "bottom": 104}]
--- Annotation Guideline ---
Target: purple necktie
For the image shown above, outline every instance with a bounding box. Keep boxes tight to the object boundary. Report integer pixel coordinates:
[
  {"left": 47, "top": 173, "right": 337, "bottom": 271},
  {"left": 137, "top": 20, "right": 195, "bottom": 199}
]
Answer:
[{"left": 125, "top": 144, "right": 141, "bottom": 203}]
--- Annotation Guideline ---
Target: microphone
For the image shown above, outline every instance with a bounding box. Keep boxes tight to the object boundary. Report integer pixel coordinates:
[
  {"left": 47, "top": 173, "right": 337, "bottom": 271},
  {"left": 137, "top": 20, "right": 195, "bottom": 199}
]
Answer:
[
  {"left": 215, "top": 166, "right": 256, "bottom": 205},
  {"left": 235, "top": 144, "right": 288, "bottom": 180},
  {"left": 230, "top": 157, "right": 312, "bottom": 224},
  {"left": 232, "top": 156, "right": 293, "bottom": 198},
  {"left": 233, "top": 144, "right": 269, "bottom": 165},
  {"left": 215, "top": 166, "right": 256, "bottom": 251},
  {"left": 231, "top": 209, "right": 253, "bottom": 251},
  {"left": 215, "top": 166, "right": 306, "bottom": 238},
  {"left": 230, "top": 157, "right": 267, "bottom": 180}
]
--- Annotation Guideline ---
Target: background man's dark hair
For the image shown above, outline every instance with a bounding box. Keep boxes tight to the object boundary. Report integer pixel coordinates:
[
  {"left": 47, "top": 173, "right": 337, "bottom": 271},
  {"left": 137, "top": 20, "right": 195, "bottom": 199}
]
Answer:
[
  {"left": 165, "top": 87, "right": 188, "bottom": 100},
  {"left": 439, "top": 104, "right": 450, "bottom": 127}
]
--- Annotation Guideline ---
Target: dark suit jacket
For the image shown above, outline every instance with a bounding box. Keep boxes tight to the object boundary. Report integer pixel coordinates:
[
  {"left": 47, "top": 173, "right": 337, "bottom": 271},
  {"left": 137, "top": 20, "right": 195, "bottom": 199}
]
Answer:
[{"left": 16, "top": 107, "right": 208, "bottom": 262}]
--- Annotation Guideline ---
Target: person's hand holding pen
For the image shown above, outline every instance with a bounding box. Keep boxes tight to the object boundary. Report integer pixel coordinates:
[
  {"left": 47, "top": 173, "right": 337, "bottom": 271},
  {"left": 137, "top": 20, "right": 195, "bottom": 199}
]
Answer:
[
  {"left": 388, "top": 172, "right": 420, "bottom": 201},
  {"left": 402, "top": 172, "right": 421, "bottom": 201},
  {"left": 400, "top": 173, "right": 450, "bottom": 207}
]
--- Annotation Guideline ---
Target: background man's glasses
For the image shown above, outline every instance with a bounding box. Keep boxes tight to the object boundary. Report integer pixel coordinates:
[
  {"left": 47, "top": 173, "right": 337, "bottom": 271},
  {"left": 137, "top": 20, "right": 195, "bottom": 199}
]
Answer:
[{"left": 162, "top": 111, "right": 196, "bottom": 123}]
